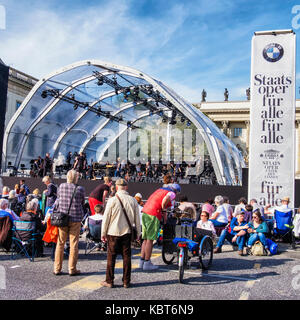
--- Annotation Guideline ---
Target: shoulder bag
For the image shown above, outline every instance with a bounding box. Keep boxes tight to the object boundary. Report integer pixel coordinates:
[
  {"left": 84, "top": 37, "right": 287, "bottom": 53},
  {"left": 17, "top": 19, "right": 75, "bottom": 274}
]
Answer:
[
  {"left": 116, "top": 194, "right": 137, "bottom": 242},
  {"left": 250, "top": 240, "right": 267, "bottom": 256},
  {"left": 51, "top": 185, "right": 78, "bottom": 227}
]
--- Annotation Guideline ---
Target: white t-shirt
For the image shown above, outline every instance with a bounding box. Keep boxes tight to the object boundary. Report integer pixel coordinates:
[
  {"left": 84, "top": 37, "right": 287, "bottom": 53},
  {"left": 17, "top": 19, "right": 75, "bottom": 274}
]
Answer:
[
  {"left": 223, "top": 203, "right": 233, "bottom": 220},
  {"left": 84, "top": 214, "right": 103, "bottom": 228},
  {"left": 234, "top": 203, "right": 245, "bottom": 216},
  {"left": 269, "top": 204, "right": 292, "bottom": 214},
  {"left": 197, "top": 220, "right": 216, "bottom": 237},
  {"left": 215, "top": 205, "right": 228, "bottom": 224}
]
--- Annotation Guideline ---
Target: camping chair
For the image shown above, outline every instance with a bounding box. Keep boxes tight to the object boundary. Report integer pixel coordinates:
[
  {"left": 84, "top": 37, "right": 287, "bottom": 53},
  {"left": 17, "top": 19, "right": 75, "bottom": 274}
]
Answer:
[
  {"left": 0, "top": 216, "right": 13, "bottom": 253},
  {"left": 11, "top": 220, "right": 39, "bottom": 262},
  {"left": 272, "top": 209, "right": 295, "bottom": 249},
  {"left": 84, "top": 217, "right": 105, "bottom": 255}
]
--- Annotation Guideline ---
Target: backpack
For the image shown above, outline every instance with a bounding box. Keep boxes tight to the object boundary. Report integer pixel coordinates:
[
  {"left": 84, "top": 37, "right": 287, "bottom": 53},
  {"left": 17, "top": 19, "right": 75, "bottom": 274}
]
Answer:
[{"left": 250, "top": 241, "right": 267, "bottom": 256}]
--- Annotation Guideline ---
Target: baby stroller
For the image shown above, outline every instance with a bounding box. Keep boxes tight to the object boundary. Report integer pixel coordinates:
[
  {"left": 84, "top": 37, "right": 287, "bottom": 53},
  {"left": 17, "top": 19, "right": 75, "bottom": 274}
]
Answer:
[{"left": 84, "top": 217, "right": 106, "bottom": 255}]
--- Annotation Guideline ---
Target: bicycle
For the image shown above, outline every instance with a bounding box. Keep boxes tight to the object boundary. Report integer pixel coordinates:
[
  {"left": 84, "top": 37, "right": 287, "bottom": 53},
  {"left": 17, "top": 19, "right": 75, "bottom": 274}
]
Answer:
[{"left": 162, "top": 216, "right": 213, "bottom": 283}]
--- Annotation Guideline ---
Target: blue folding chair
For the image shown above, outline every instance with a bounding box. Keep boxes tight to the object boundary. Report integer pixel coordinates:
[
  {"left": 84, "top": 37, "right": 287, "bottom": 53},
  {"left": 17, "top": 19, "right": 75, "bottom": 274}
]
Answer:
[
  {"left": 273, "top": 209, "right": 295, "bottom": 249},
  {"left": 11, "top": 220, "right": 39, "bottom": 262}
]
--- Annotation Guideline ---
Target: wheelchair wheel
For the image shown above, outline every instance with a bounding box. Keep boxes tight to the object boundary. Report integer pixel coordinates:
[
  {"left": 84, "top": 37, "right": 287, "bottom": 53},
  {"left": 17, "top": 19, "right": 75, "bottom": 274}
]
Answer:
[
  {"left": 199, "top": 236, "right": 213, "bottom": 270},
  {"left": 162, "top": 242, "right": 175, "bottom": 265}
]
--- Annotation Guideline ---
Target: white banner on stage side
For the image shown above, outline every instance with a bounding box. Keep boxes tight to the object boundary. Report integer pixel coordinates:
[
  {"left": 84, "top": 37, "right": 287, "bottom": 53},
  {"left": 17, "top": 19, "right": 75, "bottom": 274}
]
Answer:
[{"left": 248, "top": 30, "right": 296, "bottom": 208}]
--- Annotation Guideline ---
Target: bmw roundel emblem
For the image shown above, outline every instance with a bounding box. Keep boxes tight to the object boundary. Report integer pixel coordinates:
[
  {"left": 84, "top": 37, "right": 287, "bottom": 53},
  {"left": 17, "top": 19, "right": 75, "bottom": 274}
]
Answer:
[{"left": 263, "top": 43, "right": 284, "bottom": 62}]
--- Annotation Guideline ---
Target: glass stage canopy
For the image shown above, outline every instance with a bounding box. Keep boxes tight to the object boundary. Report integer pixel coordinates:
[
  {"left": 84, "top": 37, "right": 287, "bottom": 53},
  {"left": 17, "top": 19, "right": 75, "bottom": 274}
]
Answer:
[{"left": 3, "top": 60, "right": 245, "bottom": 185}]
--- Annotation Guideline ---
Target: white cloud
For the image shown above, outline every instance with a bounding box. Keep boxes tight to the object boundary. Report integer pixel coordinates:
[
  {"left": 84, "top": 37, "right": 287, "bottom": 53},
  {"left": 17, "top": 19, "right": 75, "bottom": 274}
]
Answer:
[{"left": 0, "top": 0, "right": 188, "bottom": 80}]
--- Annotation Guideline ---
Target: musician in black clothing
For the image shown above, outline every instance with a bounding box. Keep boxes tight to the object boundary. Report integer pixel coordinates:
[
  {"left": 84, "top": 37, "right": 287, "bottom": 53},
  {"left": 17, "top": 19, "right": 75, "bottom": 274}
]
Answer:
[
  {"left": 73, "top": 152, "right": 87, "bottom": 179},
  {"left": 66, "top": 151, "right": 72, "bottom": 170},
  {"left": 42, "top": 153, "right": 53, "bottom": 177}
]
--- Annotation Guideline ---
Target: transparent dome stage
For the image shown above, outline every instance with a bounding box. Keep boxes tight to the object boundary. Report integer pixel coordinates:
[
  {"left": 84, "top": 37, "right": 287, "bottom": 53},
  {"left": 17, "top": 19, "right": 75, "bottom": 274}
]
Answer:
[{"left": 4, "top": 60, "right": 245, "bottom": 185}]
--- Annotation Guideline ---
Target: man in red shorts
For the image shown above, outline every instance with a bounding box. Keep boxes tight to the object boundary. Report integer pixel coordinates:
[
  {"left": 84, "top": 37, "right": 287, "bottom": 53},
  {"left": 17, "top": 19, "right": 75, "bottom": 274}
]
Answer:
[{"left": 139, "top": 183, "right": 181, "bottom": 271}]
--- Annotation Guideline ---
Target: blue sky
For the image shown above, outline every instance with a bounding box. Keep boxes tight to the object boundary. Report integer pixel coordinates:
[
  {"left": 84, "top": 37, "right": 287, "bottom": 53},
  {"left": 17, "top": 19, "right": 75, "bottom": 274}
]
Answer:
[{"left": 1, "top": 0, "right": 300, "bottom": 102}]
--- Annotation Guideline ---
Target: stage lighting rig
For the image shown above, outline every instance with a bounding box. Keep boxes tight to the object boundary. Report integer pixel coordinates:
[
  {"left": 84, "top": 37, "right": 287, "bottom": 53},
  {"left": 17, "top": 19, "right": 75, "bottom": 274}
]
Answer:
[
  {"left": 40, "top": 89, "right": 139, "bottom": 129},
  {"left": 93, "top": 71, "right": 192, "bottom": 127}
]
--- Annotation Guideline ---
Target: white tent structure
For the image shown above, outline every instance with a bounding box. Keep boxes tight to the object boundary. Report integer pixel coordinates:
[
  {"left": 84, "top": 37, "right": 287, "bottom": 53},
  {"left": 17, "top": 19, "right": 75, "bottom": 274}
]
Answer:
[{"left": 3, "top": 60, "right": 245, "bottom": 185}]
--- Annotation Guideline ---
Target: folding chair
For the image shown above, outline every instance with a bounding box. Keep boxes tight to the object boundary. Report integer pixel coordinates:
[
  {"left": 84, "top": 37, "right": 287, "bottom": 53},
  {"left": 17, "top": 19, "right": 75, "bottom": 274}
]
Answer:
[
  {"left": 0, "top": 216, "right": 13, "bottom": 253},
  {"left": 11, "top": 220, "right": 39, "bottom": 262},
  {"left": 273, "top": 209, "right": 295, "bottom": 249},
  {"left": 84, "top": 218, "right": 105, "bottom": 255}
]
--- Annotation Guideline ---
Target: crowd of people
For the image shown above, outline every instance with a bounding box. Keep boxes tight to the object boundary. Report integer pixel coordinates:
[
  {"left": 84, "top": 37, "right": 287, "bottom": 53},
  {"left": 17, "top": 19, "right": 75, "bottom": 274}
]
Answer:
[
  {"left": 25, "top": 152, "right": 216, "bottom": 185},
  {"left": 0, "top": 172, "right": 297, "bottom": 288}
]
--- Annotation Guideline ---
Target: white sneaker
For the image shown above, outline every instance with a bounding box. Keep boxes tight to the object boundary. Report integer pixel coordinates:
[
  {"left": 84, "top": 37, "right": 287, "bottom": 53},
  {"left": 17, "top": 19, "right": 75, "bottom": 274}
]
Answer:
[
  {"left": 139, "top": 259, "right": 145, "bottom": 269},
  {"left": 143, "top": 260, "right": 159, "bottom": 271}
]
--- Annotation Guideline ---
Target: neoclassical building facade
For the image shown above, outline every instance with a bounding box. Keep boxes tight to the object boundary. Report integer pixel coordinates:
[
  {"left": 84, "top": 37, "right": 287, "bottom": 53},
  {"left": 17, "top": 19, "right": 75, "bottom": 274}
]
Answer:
[{"left": 194, "top": 100, "right": 300, "bottom": 176}]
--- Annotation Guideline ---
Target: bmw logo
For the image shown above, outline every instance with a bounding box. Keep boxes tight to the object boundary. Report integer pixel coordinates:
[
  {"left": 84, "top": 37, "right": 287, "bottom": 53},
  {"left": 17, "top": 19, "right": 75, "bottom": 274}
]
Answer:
[{"left": 263, "top": 43, "right": 284, "bottom": 62}]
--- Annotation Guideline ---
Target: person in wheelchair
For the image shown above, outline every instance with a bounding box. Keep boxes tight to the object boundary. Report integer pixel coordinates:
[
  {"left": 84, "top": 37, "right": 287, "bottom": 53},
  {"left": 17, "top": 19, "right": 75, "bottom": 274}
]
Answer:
[
  {"left": 84, "top": 204, "right": 105, "bottom": 251},
  {"left": 17, "top": 199, "right": 46, "bottom": 257},
  {"left": 196, "top": 210, "right": 217, "bottom": 240}
]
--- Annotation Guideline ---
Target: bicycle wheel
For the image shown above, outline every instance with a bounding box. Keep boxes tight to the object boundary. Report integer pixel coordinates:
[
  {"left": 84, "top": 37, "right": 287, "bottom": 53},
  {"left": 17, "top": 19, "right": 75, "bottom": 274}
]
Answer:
[
  {"left": 162, "top": 241, "right": 175, "bottom": 264},
  {"left": 199, "top": 236, "right": 213, "bottom": 270},
  {"left": 178, "top": 247, "right": 186, "bottom": 283}
]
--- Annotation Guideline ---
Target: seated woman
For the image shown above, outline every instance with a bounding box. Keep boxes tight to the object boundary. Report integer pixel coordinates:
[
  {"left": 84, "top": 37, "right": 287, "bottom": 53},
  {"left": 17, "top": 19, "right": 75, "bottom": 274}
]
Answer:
[
  {"left": 196, "top": 210, "right": 217, "bottom": 240},
  {"left": 177, "top": 195, "right": 196, "bottom": 220},
  {"left": 214, "top": 211, "right": 249, "bottom": 256},
  {"left": 18, "top": 199, "right": 46, "bottom": 257},
  {"left": 246, "top": 210, "right": 270, "bottom": 255},
  {"left": 209, "top": 195, "right": 228, "bottom": 228}
]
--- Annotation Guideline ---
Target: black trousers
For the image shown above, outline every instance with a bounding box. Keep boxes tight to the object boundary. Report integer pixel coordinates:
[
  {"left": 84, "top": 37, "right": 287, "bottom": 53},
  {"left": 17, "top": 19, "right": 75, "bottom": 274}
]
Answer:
[{"left": 106, "top": 233, "right": 131, "bottom": 285}]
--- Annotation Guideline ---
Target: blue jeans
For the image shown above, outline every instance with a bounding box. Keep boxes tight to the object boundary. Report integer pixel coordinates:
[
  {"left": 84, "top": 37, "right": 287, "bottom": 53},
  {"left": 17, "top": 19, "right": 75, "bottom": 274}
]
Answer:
[
  {"left": 217, "top": 229, "right": 246, "bottom": 251},
  {"left": 247, "top": 233, "right": 267, "bottom": 247},
  {"left": 209, "top": 219, "right": 227, "bottom": 228}
]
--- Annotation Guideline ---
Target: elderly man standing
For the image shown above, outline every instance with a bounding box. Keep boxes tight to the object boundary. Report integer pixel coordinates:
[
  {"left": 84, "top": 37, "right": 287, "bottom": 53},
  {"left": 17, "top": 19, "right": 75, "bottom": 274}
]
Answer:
[
  {"left": 100, "top": 179, "right": 140, "bottom": 289},
  {"left": 42, "top": 176, "right": 57, "bottom": 214}
]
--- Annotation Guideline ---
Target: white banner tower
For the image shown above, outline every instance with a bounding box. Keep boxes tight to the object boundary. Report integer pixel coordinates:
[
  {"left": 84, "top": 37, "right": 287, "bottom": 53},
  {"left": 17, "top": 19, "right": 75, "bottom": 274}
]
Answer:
[{"left": 248, "top": 30, "right": 296, "bottom": 208}]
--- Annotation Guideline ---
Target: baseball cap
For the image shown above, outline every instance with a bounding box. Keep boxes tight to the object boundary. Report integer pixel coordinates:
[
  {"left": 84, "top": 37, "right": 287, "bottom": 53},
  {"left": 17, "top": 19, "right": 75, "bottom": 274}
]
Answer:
[
  {"left": 170, "top": 183, "right": 181, "bottom": 193},
  {"left": 135, "top": 193, "right": 142, "bottom": 199},
  {"left": 281, "top": 197, "right": 290, "bottom": 202}
]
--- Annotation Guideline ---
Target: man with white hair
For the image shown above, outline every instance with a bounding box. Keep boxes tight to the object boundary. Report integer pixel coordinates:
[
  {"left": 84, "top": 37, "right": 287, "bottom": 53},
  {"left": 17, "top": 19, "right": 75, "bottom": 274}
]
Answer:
[
  {"left": 42, "top": 176, "right": 57, "bottom": 213},
  {"left": 209, "top": 195, "right": 228, "bottom": 227},
  {"left": 0, "top": 198, "right": 19, "bottom": 221}
]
